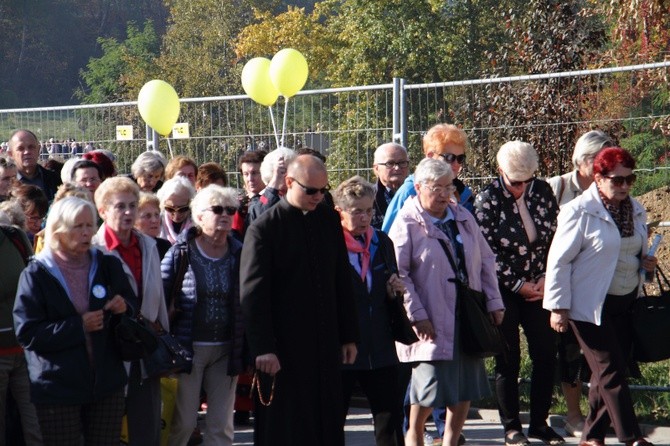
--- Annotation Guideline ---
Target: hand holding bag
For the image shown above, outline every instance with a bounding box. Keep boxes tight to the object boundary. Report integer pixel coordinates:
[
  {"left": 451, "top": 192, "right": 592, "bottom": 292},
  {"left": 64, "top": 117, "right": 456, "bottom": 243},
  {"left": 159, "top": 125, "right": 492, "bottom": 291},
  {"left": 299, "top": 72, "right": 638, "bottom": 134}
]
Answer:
[
  {"left": 112, "top": 313, "right": 159, "bottom": 361},
  {"left": 632, "top": 267, "right": 670, "bottom": 362},
  {"left": 437, "top": 239, "right": 505, "bottom": 358}
]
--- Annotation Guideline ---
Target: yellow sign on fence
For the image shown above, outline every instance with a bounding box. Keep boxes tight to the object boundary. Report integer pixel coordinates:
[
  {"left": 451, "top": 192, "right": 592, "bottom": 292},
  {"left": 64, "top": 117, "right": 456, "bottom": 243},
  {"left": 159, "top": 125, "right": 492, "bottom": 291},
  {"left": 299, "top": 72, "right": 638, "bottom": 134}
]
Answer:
[
  {"left": 172, "top": 123, "right": 189, "bottom": 139},
  {"left": 116, "top": 125, "right": 133, "bottom": 140}
]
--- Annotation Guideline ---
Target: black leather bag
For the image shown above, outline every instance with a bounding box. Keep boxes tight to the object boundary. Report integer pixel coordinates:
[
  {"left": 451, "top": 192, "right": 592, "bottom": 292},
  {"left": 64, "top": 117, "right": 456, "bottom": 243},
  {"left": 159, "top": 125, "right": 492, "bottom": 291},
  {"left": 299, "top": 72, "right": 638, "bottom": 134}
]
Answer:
[
  {"left": 437, "top": 239, "right": 505, "bottom": 358},
  {"left": 143, "top": 322, "right": 193, "bottom": 378},
  {"left": 455, "top": 282, "right": 505, "bottom": 358},
  {"left": 387, "top": 293, "right": 419, "bottom": 345},
  {"left": 632, "top": 268, "right": 670, "bottom": 362},
  {"left": 112, "top": 314, "right": 159, "bottom": 361}
]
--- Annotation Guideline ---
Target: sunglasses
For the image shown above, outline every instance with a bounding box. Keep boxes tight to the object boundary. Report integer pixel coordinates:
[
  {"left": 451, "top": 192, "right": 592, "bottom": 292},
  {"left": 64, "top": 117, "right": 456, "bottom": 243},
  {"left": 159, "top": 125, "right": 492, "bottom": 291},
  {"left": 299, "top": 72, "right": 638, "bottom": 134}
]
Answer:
[
  {"left": 505, "top": 174, "right": 535, "bottom": 187},
  {"left": 164, "top": 205, "right": 190, "bottom": 214},
  {"left": 291, "top": 178, "right": 330, "bottom": 195},
  {"left": 439, "top": 153, "right": 466, "bottom": 164},
  {"left": 604, "top": 173, "right": 636, "bottom": 186},
  {"left": 208, "top": 205, "right": 237, "bottom": 216}
]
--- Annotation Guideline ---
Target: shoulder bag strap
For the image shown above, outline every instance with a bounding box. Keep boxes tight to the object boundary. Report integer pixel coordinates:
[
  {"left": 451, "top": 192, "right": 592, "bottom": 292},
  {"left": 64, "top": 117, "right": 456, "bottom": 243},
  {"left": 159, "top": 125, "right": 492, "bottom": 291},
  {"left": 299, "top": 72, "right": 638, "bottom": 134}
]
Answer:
[
  {"left": 168, "top": 246, "right": 189, "bottom": 322},
  {"left": 557, "top": 176, "right": 566, "bottom": 204}
]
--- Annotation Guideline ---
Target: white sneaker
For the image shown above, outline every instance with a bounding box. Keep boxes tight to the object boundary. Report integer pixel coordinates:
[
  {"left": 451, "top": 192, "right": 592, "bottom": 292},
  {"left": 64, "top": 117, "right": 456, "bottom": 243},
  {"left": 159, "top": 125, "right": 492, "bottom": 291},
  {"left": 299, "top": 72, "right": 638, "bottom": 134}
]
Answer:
[{"left": 423, "top": 432, "right": 435, "bottom": 445}]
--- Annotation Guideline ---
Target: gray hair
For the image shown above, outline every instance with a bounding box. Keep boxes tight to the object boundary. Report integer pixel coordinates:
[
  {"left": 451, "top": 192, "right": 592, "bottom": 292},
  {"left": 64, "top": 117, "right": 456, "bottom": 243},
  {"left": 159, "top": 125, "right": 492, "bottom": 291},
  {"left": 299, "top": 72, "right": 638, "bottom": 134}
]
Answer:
[
  {"left": 0, "top": 200, "right": 26, "bottom": 229},
  {"left": 190, "top": 185, "right": 239, "bottom": 222},
  {"left": 131, "top": 151, "right": 167, "bottom": 178},
  {"left": 496, "top": 141, "right": 538, "bottom": 180},
  {"left": 45, "top": 196, "right": 97, "bottom": 252},
  {"left": 572, "top": 130, "right": 613, "bottom": 169},
  {"left": 260, "top": 147, "right": 298, "bottom": 185},
  {"left": 414, "top": 158, "right": 454, "bottom": 185},
  {"left": 332, "top": 175, "right": 375, "bottom": 209},
  {"left": 156, "top": 176, "right": 196, "bottom": 208},
  {"left": 373, "top": 142, "right": 407, "bottom": 164}
]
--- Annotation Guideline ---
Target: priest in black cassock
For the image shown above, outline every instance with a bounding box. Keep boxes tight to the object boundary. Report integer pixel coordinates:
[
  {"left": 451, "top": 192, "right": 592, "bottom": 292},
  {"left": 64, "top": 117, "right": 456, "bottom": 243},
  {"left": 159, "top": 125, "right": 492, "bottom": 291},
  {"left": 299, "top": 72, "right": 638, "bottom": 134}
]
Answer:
[{"left": 240, "top": 154, "right": 359, "bottom": 446}]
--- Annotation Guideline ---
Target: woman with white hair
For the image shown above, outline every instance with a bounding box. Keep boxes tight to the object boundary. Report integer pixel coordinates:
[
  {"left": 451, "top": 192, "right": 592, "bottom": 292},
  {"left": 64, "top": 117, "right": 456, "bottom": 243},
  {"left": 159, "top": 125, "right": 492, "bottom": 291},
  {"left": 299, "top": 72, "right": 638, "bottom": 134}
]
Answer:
[
  {"left": 474, "top": 141, "right": 562, "bottom": 446},
  {"left": 130, "top": 151, "right": 167, "bottom": 193},
  {"left": 161, "top": 185, "right": 245, "bottom": 446},
  {"left": 247, "top": 147, "right": 298, "bottom": 223},
  {"left": 157, "top": 176, "right": 197, "bottom": 244},
  {"left": 13, "top": 197, "right": 135, "bottom": 445},
  {"left": 390, "top": 158, "right": 504, "bottom": 446},
  {"left": 545, "top": 130, "right": 613, "bottom": 438},
  {"left": 547, "top": 130, "right": 613, "bottom": 207}
]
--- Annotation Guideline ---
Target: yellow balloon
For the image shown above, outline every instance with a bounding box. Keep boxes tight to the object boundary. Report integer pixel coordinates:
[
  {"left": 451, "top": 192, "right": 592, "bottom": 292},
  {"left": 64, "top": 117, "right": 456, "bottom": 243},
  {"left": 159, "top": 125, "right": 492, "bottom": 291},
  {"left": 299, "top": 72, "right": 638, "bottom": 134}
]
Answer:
[
  {"left": 137, "top": 80, "right": 180, "bottom": 136},
  {"left": 269, "top": 48, "right": 309, "bottom": 98},
  {"left": 241, "top": 58, "right": 279, "bottom": 106}
]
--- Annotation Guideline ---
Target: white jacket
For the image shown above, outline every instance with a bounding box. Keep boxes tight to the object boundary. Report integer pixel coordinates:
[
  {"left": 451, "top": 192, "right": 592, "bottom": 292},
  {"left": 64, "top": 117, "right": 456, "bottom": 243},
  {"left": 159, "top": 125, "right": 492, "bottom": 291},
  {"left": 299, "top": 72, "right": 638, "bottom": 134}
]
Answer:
[{"left": 543, "top": 182, "right": 648, "bottom": 325}]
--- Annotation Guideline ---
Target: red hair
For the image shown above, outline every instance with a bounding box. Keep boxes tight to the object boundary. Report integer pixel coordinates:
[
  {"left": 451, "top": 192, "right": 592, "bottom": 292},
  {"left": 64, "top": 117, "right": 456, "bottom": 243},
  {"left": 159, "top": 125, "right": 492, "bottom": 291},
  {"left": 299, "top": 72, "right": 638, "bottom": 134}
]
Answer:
[{"left": 593, "top": 147, "right": 635, "bottom": 176}]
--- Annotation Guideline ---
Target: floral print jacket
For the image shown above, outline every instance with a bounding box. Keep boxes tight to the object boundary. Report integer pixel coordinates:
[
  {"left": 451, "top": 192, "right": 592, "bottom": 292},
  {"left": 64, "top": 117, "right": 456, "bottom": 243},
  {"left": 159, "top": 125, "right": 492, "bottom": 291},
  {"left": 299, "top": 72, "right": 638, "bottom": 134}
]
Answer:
[{"left": 474, "top": 177, "right": 558, "bottom": 293}]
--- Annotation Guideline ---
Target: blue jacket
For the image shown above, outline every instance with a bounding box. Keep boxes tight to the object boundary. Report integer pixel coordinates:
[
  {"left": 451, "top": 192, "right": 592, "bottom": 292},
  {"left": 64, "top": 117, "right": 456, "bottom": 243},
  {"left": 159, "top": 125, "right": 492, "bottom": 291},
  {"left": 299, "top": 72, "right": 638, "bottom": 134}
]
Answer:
[
  {"left": 161, "top": 227, "right": 245, "bottom": 376},
  {"left": 13, "top": 248, "right": 135, "bottom": 405}
]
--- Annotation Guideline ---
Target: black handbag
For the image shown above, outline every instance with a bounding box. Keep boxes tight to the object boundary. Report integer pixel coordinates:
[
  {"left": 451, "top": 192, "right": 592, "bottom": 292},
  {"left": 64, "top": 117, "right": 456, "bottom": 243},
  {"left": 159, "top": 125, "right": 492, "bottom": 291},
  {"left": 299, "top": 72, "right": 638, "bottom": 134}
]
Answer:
[
  {"left": 437, "top": 239, "right": 505, "bottom": 358},
  {"left": 143, "top": 320, "right": 193, "bottom": 377},
  {"left": 632, "top": 267, "right": 670, "bottom": 362},
  {"left": 112, "top": 314, "right": 159, "bottom": 361}
]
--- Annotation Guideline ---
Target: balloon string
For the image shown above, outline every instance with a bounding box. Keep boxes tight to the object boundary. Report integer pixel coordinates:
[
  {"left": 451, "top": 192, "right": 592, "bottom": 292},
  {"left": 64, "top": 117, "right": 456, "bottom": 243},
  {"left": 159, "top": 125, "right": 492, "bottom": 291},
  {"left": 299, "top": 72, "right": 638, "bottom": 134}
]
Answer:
[
  {"left": 167, "top": 137, "right": 174, "bottom": 158},
  {"left": 281, "top": 98, "right": 289, "bottom": 147},
  {"left": 268, "top": 107, "right": 280, "bottom": 149}
]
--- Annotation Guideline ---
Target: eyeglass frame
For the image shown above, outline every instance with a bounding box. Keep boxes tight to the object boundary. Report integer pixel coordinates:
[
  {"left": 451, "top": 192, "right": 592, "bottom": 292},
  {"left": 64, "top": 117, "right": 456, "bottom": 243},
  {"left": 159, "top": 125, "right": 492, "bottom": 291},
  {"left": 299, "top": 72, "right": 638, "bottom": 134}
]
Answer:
[
  {"left": 289, "top": 177, "right": 330, "bottom": 195},
  {"left": 603, "top": 173, "right": 636, "bottom": 187}
]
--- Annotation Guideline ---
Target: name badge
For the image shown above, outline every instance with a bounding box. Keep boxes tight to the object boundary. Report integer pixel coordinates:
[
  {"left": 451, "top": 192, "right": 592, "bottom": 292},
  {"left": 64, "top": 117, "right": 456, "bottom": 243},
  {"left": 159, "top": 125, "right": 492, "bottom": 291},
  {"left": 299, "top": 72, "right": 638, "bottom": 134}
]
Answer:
[{"left": 92, "top": 284, "right": 107, "bottom": 299}]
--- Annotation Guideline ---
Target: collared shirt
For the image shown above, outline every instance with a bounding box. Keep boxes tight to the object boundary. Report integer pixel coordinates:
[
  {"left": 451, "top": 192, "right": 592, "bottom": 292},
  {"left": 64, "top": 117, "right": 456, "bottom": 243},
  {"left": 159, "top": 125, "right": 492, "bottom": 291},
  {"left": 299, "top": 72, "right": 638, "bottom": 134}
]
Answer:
[
  {"left": 17, "top": 169, "right": 46, "bottom": 191},
  {"left": 104, "top": 225, "right": 143, "bottom": 300}
]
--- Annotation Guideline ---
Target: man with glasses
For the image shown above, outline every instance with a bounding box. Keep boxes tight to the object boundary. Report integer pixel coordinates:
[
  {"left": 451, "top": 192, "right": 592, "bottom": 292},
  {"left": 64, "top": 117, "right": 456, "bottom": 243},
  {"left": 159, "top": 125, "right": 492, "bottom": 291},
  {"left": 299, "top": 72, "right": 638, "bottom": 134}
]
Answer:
[
  {"left": 381, "top": 124, "right": 474, "bottom": 234},
  {"left": 371, "top": 142, "right": 410, "bottom": 229},
  {"left": 8, "top": 129, "right": 61, "bottom": 202},
  {"left": 241, "top": 154, "right": 359, "bottom": 446}
]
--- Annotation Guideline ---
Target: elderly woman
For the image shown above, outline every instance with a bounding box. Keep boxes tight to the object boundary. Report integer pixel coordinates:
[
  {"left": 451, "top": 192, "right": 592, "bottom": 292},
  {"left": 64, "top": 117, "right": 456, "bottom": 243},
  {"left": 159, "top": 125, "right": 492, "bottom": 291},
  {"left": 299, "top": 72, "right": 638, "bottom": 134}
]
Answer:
[
  {"left": 383, "top": 123, "right": 475, "bottom": 234},
  {"left": 248, "top": 147, "right": 298, "bottom": 223},
  {"left": 544, "top": 148, "right": 655, "bottom": 446},
  {"left": 546, "top": 129, "right": 613, "bottom": 438},
  {"left": 13, "top": 197, "right": 134, "bottom": 446},
  {"left": 474, "top": 141, "right": 561, "bottom": 446},
  {"left": 135, "top": 191, "right": 172, "bottom": 259},
  {"left": 92, "top": 177, "right": 169, "bottom": 446},
  {"left": 333, "top": 176, "right": 410, "bottom": 446},
  {"left": 161, "top": 184, "right": 245, "bottom": 446},
  {"left": 130, "top": 150, "right": 167, "bottom": 193},
  {"left": 390, "top": 159, "right": 504, "bottom": 446},
  {"left": 165, "top": 155, "right": 198, "bottom": 186},
  {"left": 157, "top": 176, "right": 196, "bottom": 244},
  {"left": 196, "top": 162, "right": 228, "bottom": 190}
]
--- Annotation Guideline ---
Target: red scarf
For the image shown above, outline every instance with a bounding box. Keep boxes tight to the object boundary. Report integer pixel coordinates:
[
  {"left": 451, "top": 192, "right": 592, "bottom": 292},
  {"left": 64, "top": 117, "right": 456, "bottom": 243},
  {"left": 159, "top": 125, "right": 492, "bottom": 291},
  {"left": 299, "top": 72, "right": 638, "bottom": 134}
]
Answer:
[{"left": 343, "top": 227, "right": 373, "bottom": 281}]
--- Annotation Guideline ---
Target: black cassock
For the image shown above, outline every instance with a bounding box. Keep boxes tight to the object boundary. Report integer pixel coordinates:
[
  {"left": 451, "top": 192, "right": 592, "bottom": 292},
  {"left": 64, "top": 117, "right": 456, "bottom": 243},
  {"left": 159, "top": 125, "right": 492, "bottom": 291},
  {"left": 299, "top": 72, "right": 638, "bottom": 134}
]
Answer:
[{"left": 241, "top": 199, "right": 359, "bottom": 446}]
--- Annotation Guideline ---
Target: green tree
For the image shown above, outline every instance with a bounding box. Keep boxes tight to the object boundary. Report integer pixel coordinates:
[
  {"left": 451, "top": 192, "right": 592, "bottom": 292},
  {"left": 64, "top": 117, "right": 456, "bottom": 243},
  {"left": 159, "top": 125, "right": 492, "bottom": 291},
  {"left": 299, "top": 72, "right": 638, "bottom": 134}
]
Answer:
[{"left": 76, "top": 20, "right": 161, "bottom": 104}]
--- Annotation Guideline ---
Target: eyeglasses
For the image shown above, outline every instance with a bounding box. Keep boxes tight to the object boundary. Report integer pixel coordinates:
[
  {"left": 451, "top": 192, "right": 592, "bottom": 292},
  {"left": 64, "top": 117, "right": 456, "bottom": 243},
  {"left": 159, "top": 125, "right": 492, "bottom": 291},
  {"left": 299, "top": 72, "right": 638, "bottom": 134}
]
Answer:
[
  {"left": 290, "top": 178, "right": 330, "bottom": 195},
  {"left": 376, "top": 160, "right": 409, "bottom": 169},
  {"left": 604, "top": 173, "right": 636, "bottom": 186},
  {"left": 422, "top": 184, "right": 456, "bottom": 194},
  {"left": 208, "top": 205, "right": 237, "bottom": 216},
  {"left": 164, "top": 204, "right": 190, "bottom": 214},
  {"left": 345, "top": 208, "right": 374, "bottom": 217},
  {"left": 439, "top": 153, "right": 466, "bottom": 164}
]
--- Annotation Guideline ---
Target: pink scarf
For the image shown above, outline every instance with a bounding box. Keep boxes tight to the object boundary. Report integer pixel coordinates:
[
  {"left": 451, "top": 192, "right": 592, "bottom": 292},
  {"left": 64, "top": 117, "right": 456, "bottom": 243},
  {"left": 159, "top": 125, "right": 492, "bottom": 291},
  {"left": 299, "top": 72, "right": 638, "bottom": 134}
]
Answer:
[{"left": 343, "top": 227, "right": 373, "bottom": 281}]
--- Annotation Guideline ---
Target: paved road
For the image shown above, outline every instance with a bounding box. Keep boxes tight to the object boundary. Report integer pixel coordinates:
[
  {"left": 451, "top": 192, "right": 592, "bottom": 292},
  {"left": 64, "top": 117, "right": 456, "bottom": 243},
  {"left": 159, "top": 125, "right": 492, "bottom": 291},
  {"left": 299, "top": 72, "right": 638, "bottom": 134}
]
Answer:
[{"left": 227, "top": 408, "right": 670, "bottom": 445}]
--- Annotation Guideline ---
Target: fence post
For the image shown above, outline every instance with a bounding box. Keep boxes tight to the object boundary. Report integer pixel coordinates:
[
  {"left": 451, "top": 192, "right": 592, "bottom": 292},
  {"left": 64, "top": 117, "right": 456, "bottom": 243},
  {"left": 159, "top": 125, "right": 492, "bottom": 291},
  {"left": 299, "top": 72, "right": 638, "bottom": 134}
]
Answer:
[
  {"left": 145, "top": 124, "right": 159, "bottom": 152},
  {"left": 392, "top": 77, "right": 408, "bottom": 147}
]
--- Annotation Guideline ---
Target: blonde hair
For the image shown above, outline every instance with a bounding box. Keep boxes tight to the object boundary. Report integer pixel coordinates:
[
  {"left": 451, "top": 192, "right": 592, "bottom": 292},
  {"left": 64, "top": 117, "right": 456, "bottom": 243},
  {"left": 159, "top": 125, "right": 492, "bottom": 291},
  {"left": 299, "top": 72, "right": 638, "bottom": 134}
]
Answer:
[
  {"left": 496, "top": 141, "right": 538, "bottom": 180},
  {"left": 94, "top": 176, "right": 140, "bottom": 211},
  {"left": 138, "top": 191, "right": 160, "bottom": 210},
  {"left": 45, "top": 197, "right": 97, "bottom": 251}
]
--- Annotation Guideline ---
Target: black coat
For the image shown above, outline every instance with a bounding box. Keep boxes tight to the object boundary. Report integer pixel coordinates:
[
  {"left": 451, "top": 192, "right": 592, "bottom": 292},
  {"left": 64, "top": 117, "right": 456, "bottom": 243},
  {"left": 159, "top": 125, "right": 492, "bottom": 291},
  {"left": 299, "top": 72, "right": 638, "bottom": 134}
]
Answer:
[
  {"left": 13, "top": 249, "right": 136, "bottom": 405},
  {"left": 240, "top": 199, "right": 359, "bottom": 446},
  {"left": 344, "top": 229, "right": 400, "bottom": 370}
]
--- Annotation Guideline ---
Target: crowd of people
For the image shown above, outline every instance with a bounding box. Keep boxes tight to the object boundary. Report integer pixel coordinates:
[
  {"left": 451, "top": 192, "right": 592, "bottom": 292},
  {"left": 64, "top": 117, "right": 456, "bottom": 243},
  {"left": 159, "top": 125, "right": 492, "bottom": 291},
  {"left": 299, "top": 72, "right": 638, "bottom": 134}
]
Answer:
[{"left": 0, "top": 126, "right": 658, "bottom": 446}]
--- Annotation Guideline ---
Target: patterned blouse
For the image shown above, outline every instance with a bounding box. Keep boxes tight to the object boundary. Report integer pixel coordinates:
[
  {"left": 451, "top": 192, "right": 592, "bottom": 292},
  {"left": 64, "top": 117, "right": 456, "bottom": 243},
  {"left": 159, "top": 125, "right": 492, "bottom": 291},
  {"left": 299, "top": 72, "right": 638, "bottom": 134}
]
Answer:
[{"left": 474, "top": 177, "right": 558, "bottom": 293}]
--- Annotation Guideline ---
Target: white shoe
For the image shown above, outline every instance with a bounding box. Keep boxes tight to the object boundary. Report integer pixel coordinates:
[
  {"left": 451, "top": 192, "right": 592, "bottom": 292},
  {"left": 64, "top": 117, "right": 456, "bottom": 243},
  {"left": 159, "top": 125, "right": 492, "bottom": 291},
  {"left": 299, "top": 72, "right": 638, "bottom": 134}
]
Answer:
[
  {"left": 423, "top": 432, "right": 435, "bottom": 445},
  {"left": 564, "top": 419, "right": 585, "bottom": 437}
]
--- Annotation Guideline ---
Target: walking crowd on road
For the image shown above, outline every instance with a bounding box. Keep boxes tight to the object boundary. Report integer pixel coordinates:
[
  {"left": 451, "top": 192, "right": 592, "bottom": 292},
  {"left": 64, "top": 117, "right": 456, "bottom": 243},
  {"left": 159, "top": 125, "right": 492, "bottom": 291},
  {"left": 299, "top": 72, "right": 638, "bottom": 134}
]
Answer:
[{"left": 0, "top": 126, "right": 659, "bottom": 446}]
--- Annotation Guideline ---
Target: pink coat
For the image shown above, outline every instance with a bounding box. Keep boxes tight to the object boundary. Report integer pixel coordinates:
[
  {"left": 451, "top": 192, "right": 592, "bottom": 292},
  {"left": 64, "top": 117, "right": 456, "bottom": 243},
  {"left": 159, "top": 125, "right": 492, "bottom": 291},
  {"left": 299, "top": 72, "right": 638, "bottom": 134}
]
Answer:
[{"left": 388, "top": 196, "right": 504, "bottom": 362}]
